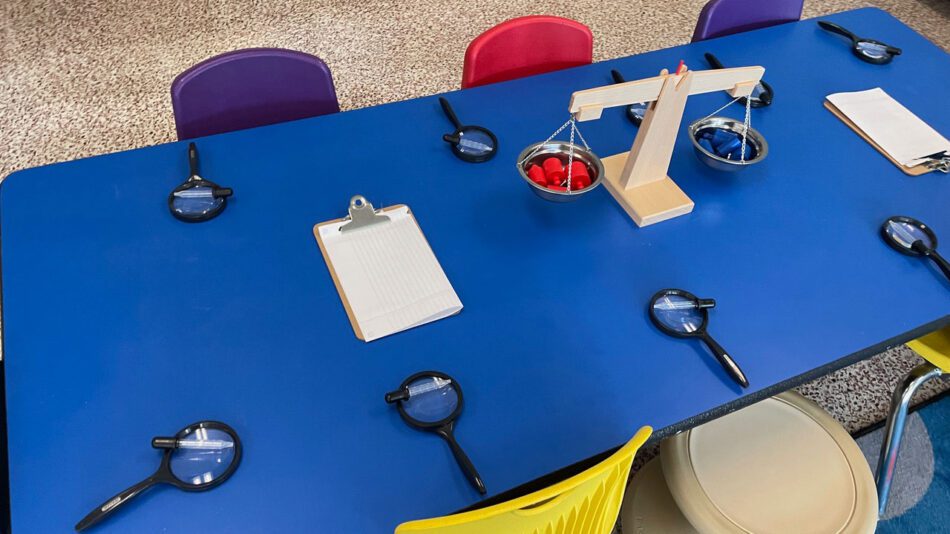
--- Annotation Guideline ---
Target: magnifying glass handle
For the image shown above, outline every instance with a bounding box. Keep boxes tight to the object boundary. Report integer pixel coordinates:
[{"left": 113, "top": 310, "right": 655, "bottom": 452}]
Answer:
[
  {"left": 384, "top": 387, "right": 409, "bottom": 403},
  {"left": 75, "top": 475, "right": 160, "bottom": 531},
  {"left": 438, "top": 428, "right": 487, "bottom": 495},
  {"left": 700, "top": 334, "right": 749, "bottom": 388},
  {"left": 818, "top": 21, "right": 858, "bottom": 42},
  {"left": 188, "top": 143, "right": 200, "bottom": 177},
  {"left": 214, "top": 187, "right": 234, "bottom": 199},
  {"left": 439, "top": 97, "right": 463, "bottom": 130},
  {"left": 703, "top": 52, "right": 725, "bottom": 70},
  {"left": 757, "top": 81, "right": 774, "bottom": 106},
  {"left": 926, "top": 249, "right": 950, "bottom": 280}
]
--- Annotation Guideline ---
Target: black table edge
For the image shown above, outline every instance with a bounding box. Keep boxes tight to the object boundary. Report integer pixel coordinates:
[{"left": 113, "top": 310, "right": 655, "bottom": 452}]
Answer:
[{"left": 456, "top": 314, "right": 950, "bottom": 514}]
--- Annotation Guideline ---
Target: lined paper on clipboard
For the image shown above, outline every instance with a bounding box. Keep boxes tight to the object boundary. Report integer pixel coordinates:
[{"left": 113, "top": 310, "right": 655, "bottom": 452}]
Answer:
[
  {"left": 314, "top": 197, "right": 462, "bottom": 342},
  {"left": 825, "top": 88, "right": 950, "bottom": 174}
]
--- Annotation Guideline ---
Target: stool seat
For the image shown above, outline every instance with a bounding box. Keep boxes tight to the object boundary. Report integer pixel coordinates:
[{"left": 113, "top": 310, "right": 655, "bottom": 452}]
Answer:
[{"left": 622, "top": 392, "right": 877, "bottom": 533}]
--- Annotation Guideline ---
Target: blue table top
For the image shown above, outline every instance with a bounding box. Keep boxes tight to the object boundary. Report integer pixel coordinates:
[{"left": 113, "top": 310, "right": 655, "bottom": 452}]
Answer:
[{"left": 2, "top": 7, "right": 949, "bottom": 533}]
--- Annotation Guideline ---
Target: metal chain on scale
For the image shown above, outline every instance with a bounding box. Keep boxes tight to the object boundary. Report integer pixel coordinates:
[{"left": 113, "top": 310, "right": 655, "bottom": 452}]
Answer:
[
  {"left": 740, "top": 95, "right": 752, "bottom": 161},
  {"left": 518, "top": 115, "right": 592, "bottom": 192},
  {"left": 698, "top": 95, "right": 754, "bottom": 163}
]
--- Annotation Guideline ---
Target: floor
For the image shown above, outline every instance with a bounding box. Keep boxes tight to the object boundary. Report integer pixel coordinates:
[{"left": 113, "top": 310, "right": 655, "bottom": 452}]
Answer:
[
  {"left": 1, "top": 0, "right": 948, "bottom": 432},
  {"left": 857, "top": 392, "right": 950, "bottom": 531}
]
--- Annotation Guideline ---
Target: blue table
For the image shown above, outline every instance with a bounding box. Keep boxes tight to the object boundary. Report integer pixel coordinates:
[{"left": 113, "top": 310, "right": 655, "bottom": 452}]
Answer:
[{"left": 2, "top": 8, "right": 948, "bottom": 533}]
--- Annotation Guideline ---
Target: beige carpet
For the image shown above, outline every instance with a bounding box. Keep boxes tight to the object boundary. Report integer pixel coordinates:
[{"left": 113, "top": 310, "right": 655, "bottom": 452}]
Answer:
[
  {"left": 2, "top": 0, "right": 949, "bottom": 180},
  {"left": 1, "top": 0, "right": 948, "bottom": 431}
]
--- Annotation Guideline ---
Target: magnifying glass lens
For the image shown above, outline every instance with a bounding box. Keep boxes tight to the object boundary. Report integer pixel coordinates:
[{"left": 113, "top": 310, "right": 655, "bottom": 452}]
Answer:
[
  {"left": 885, "top": 219, "right": 933, "bottom": 249},
  {"left": 170, "top": 427, "right": 238, "bottom": 485},
  {"left": 652, "top": 295, "right": 703, "bottom": 333},
  {"left": 456, "top": 129, "right": 495, "bottom": 157},
  {"left": 856, "top": 41, "right": 888, "bottom": 59},
  {"left": 402, "top": 376, "right": 459, "bottom": 423},
  {"left": 630, "top": 103, "right": 647, "bottom": 121},
  {"left": 172, "top": 185, "right": 224, "bottom": 219}
]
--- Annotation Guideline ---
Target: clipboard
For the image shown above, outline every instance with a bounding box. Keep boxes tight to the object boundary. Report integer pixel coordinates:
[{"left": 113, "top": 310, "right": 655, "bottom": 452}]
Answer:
[
  {"left": 313, "top": 195, "right": 462, "bottom": 342},
  {"left": 824, "top": 100, "right": 933, "bottom": 176}
]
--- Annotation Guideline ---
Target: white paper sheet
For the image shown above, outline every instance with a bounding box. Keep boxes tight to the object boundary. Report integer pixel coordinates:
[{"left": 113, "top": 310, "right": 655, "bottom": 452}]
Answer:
[
  {"left": 318, "top": 206, "right": 462, "bottom": 341},
  {"left": 826, "top": 88, "right": 950, "bottom": 167}
]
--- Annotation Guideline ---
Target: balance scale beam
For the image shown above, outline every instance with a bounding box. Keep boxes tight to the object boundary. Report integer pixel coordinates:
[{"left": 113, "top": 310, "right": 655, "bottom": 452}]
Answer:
[{"left": 568, "top": 66, "right": 764, "bottom": 227}]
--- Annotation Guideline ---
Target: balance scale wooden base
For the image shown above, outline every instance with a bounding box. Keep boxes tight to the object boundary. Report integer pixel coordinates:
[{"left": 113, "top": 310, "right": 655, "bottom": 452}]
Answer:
[
  {"left": 600, "top": 152, "right": 694, "bottom": 227},
  {"left": 568, "top": 63, "right": 762, "bottom": 228}
]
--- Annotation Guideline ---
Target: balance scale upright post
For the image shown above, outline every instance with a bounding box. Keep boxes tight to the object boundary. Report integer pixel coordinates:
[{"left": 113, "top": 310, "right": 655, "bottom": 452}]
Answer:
[{"left": 568, "top": 65, "right": 764, "bottom": 227}]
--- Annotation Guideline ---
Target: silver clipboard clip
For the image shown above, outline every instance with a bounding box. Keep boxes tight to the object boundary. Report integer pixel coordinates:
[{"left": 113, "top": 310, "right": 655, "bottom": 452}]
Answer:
[
  {"left": 922, "top": 151, "right": 950, "bottom": 173},
  {"left": 340, "top": 195, "right": 391, "bottom": 232}
]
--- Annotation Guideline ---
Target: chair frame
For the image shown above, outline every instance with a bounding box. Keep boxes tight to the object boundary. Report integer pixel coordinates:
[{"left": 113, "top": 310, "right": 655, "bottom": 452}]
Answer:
[{"left": 875, "top": 362, "right": 945, "bottom": 516}]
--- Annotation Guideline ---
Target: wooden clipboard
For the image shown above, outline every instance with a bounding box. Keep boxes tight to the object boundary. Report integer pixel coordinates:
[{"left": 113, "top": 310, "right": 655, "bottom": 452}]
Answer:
[
  {"left": 824, "top": 100, "right": 932, "bottom": 176},
  {"left": 313, "top": 203, "right": 409, "bottom": 341}
]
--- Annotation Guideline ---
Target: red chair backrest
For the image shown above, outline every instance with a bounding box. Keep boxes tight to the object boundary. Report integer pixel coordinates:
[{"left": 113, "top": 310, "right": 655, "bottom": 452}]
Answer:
[{"left": 462, "top": 16, "right": 593, "bottom": 89}]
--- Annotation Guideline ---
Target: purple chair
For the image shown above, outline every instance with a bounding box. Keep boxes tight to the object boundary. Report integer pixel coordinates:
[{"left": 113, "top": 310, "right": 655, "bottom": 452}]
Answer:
[
  {"left": 691, "top": 0, "right": 803, "bottom": 42},
  {"left": 171, "top": 48, "right": 340, "bottom": 140}
]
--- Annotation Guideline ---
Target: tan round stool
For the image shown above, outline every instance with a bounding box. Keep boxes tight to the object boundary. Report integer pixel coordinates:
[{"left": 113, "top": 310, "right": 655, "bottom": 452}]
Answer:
[{"left": 621, "top": 392, "right": 877, "bottom": 533}]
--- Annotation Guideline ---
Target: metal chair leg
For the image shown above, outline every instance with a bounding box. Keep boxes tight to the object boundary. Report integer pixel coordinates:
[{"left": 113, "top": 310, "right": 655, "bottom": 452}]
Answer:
[{"left": 875, "top": 362, "right": 944, "bottom": 516}]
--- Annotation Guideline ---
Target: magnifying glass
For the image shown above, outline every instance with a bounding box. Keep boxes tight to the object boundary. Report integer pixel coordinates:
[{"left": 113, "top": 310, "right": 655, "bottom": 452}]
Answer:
[
  {"left": 703, "top": 53, "right": 773, "bottom": 107},
  {"left": 385, "top": 371, "right": 487, "bottom": 494},
  {"left": 649, "top": 289, "right": 749, "bottom": 388},
  {"left": 610, "top": 70, "right": 649, "bottom": 126},
  {"left": 168, "top": 143, "right": 233, "bottom": 222},
  {"left": 439, "top": 97, "right": 498, "bottom": 163},
  {"left": 881, "top": 216, "right": 950, "bottom": 281},
  {"left": 818, "top": 21, "right": 902, "bottom": 65},
  {"left": 75, "top": 421, "right": 242, "bottom": 531}
]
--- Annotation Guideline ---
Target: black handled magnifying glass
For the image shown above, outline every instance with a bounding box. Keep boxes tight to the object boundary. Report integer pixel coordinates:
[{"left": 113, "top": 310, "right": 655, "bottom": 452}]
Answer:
[
  {"left": 610, "top": 70, "right": 649, "bottom": 126},
  {"left": 818, "top": 21, "right": 902, "bottom": 65},
  {"left": 168, "top": 143, "right": 233, "bottom": 222},
  {"left": 385, "top": 371, "right": 486, "bottom": 495},
  {"left": 76, "top": 421, "right": 242, "bottom": 532},
  {"left": 649, "top": 289, "right": 749, "bottom": 389},
  {"left": 881, "top": 216, "right": 950, "bottom": 281},
  {"left": 439, "top": 97, "right": 498, "bottom": 163},
  {"left": 703, "top": 53, "right": 773, "bottom": 107}
]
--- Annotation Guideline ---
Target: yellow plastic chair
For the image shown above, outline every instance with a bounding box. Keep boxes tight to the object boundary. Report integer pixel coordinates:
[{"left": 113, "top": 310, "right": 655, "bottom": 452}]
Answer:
[
  {"left": 907, "top": 326, "right": 950, "bottom": 371},
  {"left": 876, "top": 326, "right": 950, "bottom": 516},
  {"left": 395, "top": 426, "right": 653, "bottom": 534}
]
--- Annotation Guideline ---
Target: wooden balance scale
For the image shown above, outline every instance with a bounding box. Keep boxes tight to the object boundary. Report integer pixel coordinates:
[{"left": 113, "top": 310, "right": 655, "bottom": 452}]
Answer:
[{"left": 568, "top": 64, "right": 765, "bottom": 227}]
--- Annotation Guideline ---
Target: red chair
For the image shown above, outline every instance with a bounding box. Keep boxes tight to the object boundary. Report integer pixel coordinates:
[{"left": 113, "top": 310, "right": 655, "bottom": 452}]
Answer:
[{"left": 462, "top": 16, "right": 593, "bottom": 89}]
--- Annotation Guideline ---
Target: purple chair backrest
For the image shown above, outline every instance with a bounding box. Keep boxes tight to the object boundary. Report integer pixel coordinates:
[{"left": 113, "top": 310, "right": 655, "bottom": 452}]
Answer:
[
  {"left": 171, "top": 48, "right": 340, "bottom": 140},
  {"left": 691, "top": 0, "right": 803, "bottom": 42}
]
